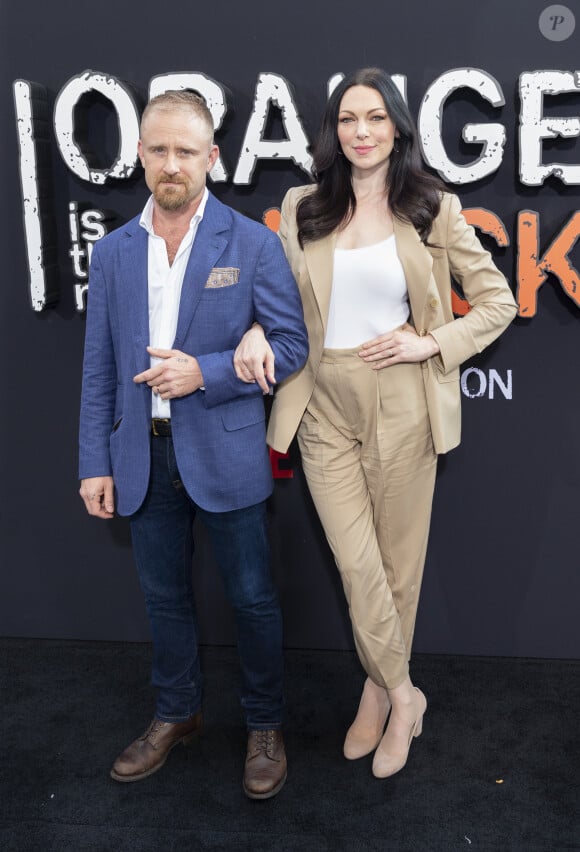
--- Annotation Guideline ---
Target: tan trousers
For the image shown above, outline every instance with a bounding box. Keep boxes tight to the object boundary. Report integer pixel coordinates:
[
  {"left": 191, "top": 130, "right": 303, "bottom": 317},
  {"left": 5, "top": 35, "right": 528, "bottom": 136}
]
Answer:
[{"left": 297, "top": 349, "right": 437, "bottom": 690}]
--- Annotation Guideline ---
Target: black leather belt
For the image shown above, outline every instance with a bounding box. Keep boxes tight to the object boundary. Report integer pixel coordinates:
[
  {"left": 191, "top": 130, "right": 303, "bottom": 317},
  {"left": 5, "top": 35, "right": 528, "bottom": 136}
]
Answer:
[{"left": 151, "top": 418, "right": 172, "bottom": 437}]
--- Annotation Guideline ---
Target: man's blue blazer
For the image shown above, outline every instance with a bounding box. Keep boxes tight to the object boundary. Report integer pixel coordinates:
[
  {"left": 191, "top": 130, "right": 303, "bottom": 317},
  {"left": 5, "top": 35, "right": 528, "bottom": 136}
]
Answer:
[{"left": 79, "top": 191, "right": 308, "bottom": 516}]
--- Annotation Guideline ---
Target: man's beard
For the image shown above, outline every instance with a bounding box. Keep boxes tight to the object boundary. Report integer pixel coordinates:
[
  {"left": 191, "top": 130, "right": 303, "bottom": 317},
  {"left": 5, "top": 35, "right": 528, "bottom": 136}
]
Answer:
[{"left": 154, "top": 179, "right": 192, "bottom": 211}]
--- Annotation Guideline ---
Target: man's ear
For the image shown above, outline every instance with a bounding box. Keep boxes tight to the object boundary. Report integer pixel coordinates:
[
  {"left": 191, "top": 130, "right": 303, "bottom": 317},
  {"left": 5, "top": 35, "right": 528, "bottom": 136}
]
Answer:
[{"left": 207, "top": 144, "right": 220, "bottom": 173}]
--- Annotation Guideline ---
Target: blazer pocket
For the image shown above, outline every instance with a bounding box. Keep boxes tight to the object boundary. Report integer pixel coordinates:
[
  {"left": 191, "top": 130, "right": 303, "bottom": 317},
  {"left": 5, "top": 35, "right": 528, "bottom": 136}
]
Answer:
[
  {"left": 204, "top": 267, "right": 240, "bottom": 288},
  {"left": 435, "top": 364, "right": 460, "bottom": 384},
  {"left": 221, "top": 399, "right": 265, "bottom": 432}
]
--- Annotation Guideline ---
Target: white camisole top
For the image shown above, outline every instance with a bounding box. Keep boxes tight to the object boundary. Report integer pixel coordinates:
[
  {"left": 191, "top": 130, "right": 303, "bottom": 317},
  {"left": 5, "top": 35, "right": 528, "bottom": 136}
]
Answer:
[{"left": 324, "top": 234, "right": 410, "bottom": 349}]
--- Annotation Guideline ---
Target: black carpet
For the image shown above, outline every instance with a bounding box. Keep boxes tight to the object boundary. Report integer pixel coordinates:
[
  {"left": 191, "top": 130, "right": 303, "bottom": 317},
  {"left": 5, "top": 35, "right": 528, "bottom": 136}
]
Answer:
[{"left": 1, "top": 639, "right": 579, "bottom": 851}]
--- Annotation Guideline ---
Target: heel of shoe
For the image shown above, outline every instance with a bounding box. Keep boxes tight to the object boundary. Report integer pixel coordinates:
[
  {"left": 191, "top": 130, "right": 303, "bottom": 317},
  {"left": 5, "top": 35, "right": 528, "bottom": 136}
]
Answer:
[
  {"left": 181, "top": 731, "right": 200, "bottom": 746},
  {"left": 371, "top": 687, "right": 427, "bottom": 779},
  {"left": 412, "top": 687, "right": 427, "bottom": 738}
]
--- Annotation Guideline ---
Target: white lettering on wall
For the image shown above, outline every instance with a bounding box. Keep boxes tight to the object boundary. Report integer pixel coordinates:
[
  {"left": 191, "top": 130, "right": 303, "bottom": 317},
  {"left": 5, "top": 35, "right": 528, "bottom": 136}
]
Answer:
[
  {"left": 13, "top": 67, "right": 580, "bottom": 313},
  {"left": 461, "top": 368, "right": 513, "bottom": 399},
  {"left": 419, "top": 68, "right": 506, "bottom": 184},
  {"left": 519, "top": 70, "right": 580, "bottom": 185},
  {"left": 53, "top": 70, "right": 140, "bottom": 184},
  {"left": 234, "top": 73, "right": 311, "bottom": 184},
  {"left": 13, "top": 80, "right": 59, "bottom": 311},
  {"left": 68, "top": 204, "right": 110, "bottom": 311}
]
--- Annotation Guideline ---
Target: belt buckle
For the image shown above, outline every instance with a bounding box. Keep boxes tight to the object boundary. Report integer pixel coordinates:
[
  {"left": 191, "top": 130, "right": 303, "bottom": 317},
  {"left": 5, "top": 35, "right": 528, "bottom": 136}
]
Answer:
[{"left": 152, "top": 418, "right": 170, "bottom": 437}]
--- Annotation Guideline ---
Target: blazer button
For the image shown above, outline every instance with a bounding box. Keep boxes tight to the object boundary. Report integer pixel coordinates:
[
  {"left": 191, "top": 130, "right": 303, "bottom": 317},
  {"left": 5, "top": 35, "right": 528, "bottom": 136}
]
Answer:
[
  {"left": 419, "top": 329, "right": 427, "bottom": 336},
  {"left": 430, "top": 298, "right": 439, "bottom": 308}
]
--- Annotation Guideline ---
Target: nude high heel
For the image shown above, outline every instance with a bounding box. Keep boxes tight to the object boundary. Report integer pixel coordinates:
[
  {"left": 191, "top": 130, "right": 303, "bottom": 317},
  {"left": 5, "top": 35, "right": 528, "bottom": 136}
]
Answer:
[
  {"left": 371, "top": 687, "right": 426, "bottom": 778},
  {"left": 343, "top": 677, "right": 391, "bottom": 760}
]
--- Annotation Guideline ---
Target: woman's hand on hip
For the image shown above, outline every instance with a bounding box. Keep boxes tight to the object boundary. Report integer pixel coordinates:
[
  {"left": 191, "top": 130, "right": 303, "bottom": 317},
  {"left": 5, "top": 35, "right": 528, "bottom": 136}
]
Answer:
[{"left": 358, "top": 323, "right": 440, "bottom": 370}]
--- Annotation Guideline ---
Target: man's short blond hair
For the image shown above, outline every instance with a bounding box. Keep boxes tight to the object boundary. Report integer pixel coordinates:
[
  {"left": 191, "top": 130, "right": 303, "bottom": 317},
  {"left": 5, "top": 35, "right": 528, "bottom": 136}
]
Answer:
[{"left": 141, "top": 90, "right": 214, "bottom": 139}]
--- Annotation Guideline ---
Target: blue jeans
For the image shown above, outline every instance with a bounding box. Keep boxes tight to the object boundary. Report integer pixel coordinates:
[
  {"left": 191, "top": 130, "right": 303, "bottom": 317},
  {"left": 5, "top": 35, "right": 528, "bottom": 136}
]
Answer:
[{"left": 129, "top": 435, "right": 284, "bottom": 729}]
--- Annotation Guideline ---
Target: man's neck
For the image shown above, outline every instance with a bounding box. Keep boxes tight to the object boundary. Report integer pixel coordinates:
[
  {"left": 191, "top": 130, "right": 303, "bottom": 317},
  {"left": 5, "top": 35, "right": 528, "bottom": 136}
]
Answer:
[{"left": 152, "top": 197, "right": 202, "bottom": 238}]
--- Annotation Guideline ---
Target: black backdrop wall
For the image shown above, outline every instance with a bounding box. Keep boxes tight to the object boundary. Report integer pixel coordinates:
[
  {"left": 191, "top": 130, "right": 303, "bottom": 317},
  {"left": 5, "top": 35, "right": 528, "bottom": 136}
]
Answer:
[{"left": 1, "top": 0, "right": 579, "bottom": 658}]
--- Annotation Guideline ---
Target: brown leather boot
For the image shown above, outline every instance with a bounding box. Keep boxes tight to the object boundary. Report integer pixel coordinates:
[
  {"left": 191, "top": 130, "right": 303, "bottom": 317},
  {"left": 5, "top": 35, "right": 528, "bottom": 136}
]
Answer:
[
  {"left": 110, "top": 714, "right": 203, "bottom": 782},
  {"left": 243, "top": 729, "right": 287, "bottom": 800}
]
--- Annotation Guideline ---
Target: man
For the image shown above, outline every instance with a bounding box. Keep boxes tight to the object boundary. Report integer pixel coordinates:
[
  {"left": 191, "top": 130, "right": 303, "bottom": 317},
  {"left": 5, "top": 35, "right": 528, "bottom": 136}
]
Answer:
[{"left": 79, "top": 90, "right": 308, "bottom": 800}]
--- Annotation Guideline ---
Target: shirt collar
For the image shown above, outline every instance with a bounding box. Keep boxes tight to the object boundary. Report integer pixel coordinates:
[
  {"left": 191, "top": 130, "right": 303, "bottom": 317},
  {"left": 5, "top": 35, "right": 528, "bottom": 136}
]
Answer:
[{"left": 139, "top": 187, "right": 209, "bottom": 236}]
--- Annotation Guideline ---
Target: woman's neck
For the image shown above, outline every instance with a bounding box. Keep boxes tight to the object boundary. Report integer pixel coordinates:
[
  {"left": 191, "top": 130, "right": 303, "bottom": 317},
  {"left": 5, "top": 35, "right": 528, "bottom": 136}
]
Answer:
[{"left": 350, "top": 165, "right": 390, "bottom": 205}]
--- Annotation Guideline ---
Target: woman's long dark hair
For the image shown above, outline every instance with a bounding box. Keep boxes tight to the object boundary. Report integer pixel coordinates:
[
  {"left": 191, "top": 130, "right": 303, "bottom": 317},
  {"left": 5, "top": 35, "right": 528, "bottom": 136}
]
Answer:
[{"left": 297, "top": 67, "right": 445, "bottom": 246}]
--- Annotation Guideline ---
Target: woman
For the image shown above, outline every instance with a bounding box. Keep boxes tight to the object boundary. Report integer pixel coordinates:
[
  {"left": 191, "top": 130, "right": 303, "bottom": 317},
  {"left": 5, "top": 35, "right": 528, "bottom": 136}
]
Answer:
[{"left": 235, "top": 67, "right": 516, "bottom": 778}]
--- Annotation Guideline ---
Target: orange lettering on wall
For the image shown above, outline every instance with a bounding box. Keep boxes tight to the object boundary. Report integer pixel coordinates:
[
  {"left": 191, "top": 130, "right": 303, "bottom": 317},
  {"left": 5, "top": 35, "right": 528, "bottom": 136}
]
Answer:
[
  {"left": 263, "top": 208, "right": 281, "bottom": 234},
  {"left": 455, "top": 208, "right": 511, "bottom": 316},
  {"left": 451, "top": 289, "right": 470, "bottom": 316},
  {"left": 517, "top": 210, "right": 580, "bottom": 317},
  {"left": 463, "top": 208, "right": 510, "bottom": 247}
]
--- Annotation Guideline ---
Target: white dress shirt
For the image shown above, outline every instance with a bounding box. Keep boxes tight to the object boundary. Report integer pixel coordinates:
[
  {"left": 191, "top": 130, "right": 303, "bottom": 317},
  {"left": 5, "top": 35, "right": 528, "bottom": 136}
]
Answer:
[{"left": 139, "top": 189, "right": 209, "bottom": 418}]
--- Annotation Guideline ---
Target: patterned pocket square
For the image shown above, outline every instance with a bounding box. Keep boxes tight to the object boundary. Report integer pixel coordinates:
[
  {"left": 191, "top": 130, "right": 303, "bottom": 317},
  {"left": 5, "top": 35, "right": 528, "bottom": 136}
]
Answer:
[{"left": 204, "top": 267, "right": 240, "bottom": 288}]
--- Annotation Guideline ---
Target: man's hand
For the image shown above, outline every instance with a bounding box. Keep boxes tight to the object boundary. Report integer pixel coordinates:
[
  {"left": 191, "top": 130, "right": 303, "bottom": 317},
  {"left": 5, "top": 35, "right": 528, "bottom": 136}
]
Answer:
[
  {"left": 80, "top": 476, "right": 115, "bottom": 519},
  {"left": 134, "top": 347, "right": 204, "bottom": 398},
  {"left": 358, "top": 323, "right": 440, "bottom": 370},
  {"left": 233, "top": 323, "right": 276, "bottom": 394}
]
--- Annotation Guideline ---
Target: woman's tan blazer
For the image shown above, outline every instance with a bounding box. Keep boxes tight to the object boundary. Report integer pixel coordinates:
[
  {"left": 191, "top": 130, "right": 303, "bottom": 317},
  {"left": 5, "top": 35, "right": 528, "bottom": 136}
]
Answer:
[{"left": 267, "top": 186, "right": 517, "bottom": 455}]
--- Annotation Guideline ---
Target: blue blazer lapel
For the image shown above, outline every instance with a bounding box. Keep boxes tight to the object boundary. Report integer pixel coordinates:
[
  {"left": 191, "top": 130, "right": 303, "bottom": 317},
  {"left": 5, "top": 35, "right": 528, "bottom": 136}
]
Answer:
[
  {"left": 118, "top": 218, "right": 151, "bottom": 373},
  {"left": 173, "top": 193, "right": 230, "bottom": 348}
]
